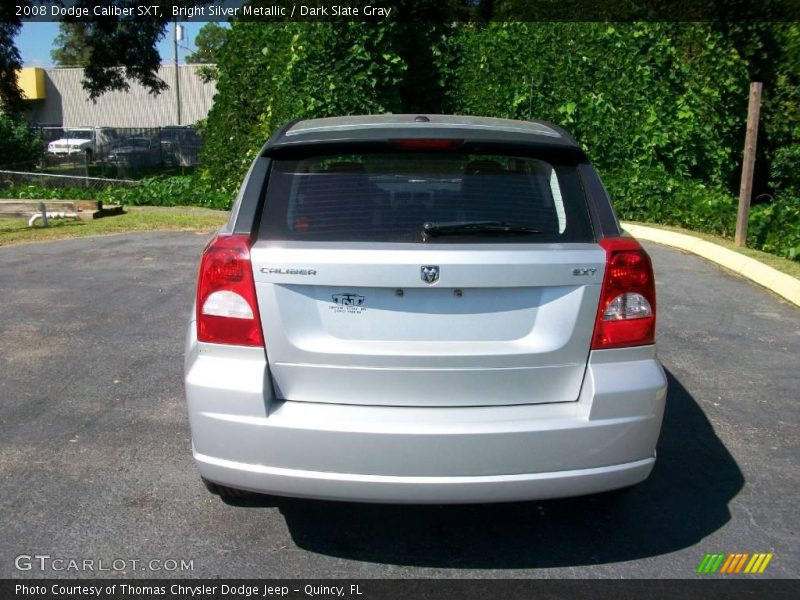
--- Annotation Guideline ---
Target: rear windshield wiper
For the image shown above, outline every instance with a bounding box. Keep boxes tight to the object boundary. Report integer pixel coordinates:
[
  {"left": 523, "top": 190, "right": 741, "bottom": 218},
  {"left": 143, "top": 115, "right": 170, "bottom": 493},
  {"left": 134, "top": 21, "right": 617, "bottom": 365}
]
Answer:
[{"left": 422, "top": 220, "right": 541, "bottom": 238}]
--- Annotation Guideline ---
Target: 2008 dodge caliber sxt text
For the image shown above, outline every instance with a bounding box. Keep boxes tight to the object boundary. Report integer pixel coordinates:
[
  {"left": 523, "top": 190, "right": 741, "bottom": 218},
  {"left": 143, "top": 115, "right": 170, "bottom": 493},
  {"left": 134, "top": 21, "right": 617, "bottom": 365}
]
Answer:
[{"left": 184, "top": 114, "right": 667, "bottom": 504}]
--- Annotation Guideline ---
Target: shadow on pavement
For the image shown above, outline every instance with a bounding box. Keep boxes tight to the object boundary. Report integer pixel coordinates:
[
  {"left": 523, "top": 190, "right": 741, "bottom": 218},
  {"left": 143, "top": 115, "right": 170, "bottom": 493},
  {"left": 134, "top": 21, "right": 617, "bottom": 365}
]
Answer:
[{"left": 228, "top": 370, "right": 743, "bottom": 568}]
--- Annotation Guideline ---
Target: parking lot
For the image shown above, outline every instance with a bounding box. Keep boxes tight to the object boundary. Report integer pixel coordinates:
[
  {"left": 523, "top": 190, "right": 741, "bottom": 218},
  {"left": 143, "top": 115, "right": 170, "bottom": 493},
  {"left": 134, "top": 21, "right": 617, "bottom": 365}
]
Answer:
[{"left": 0, "top": 232, "right": 798, "bottom": 578}]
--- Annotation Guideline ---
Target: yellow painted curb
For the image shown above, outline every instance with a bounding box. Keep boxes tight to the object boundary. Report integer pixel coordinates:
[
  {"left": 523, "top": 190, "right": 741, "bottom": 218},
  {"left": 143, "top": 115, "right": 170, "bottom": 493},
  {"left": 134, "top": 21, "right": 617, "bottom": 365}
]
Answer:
[{"left": 622, "top": 222, "right": 800, "bottom": 309}]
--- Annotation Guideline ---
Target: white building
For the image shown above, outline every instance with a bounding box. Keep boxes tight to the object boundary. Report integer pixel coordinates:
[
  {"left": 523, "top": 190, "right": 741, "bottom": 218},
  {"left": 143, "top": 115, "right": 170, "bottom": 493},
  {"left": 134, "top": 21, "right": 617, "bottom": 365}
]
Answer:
[{"left": 19, "top": 65, "right": 217, "bottom": 128}]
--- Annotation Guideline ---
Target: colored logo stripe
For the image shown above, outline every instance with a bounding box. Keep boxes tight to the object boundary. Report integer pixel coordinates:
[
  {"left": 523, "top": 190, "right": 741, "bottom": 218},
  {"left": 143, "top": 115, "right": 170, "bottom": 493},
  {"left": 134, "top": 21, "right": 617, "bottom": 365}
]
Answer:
[
  {"left": 697, "top": 552, "right": 773, "bottom": 574},
  {"left": 697, "top": 553, "right": 726, "bottom": 573},
  {"left": 744, "top": 553, "right": 774, "bottom": 574},
  {"left": 719, "top": 553, "right": 749, "bottom": 573}
]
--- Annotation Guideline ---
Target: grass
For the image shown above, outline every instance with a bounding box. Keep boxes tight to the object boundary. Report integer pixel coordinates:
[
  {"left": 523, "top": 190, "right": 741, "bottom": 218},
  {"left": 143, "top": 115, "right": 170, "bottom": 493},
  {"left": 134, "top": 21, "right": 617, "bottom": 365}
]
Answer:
[
  {"left": 0, "top": 209, "right": 227, "bottom": 247},
  {"left": 624, "top": 221, "right": 800, "bottom": 279}
]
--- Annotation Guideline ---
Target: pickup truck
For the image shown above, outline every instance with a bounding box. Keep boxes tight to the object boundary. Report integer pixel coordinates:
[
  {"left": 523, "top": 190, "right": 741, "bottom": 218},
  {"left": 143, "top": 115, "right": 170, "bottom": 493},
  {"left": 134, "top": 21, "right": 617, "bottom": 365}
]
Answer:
[{"left": 46, "top": 127, "right": 117, "bottom": 160}]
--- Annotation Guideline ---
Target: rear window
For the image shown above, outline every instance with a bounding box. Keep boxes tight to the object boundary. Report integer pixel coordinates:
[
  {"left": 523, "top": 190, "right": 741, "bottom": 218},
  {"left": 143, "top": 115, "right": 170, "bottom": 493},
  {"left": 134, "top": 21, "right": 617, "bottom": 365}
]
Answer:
[
  {"left": 259, "top": 153, "right": 594, "bottom": 243},
  {"left": 65, "top": 130, "right": 93, "bottom": 139}
]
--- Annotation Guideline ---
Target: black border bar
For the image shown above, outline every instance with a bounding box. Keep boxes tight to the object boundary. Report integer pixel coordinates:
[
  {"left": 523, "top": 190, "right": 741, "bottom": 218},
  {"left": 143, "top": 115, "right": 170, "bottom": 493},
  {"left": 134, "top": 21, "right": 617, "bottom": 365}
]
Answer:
[
  {"left": 8, "top": 0, "right": 800, "bottom": 23},
  {"left": 3, "top": 579, "right": 800, "bottom": 600}
]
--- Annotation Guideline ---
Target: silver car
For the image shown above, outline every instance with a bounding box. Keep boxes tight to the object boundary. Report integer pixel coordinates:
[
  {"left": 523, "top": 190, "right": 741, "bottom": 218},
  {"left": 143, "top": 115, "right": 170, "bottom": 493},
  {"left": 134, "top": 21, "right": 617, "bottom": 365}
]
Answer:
[{"left": 185, "top": 115, "right": 667, "bottom": 503}]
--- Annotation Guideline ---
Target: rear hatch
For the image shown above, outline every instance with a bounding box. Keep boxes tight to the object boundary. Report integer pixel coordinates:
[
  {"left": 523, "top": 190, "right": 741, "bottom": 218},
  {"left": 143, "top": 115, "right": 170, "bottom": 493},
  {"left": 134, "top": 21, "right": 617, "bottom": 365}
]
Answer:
[{"left": 251, "top": 150, "right": 604, "bottom": 407}]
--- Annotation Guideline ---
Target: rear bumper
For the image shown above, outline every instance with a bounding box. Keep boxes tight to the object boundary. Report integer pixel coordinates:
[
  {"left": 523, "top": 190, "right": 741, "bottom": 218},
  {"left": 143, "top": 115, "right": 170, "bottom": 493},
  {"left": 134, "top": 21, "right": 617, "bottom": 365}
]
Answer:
[
  {"left": 195, "top": 450, "right": 654, "bottom": 504},
  {"left": 185, "top": 326, "right": 667, "bottom": 504},
  {"left": 47, "top": 148, "right": 85, "bottom": 155}
]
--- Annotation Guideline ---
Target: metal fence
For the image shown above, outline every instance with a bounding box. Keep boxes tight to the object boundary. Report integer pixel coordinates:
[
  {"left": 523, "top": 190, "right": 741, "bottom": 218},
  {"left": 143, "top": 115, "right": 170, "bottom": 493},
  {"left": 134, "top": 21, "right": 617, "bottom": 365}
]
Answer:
[
  {"left": 7, "top": 126, "right": 205, "bottom": 182},
  {"left": 0, "top": 169, "right": 136, "bottom": 191}
]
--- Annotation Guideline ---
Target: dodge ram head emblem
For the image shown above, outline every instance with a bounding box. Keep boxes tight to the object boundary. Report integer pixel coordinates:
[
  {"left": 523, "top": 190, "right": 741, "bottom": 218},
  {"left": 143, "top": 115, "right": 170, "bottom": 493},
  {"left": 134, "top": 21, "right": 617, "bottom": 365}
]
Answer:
[{"left": 421, "top": 266, "right": 440, "bottom": 284}]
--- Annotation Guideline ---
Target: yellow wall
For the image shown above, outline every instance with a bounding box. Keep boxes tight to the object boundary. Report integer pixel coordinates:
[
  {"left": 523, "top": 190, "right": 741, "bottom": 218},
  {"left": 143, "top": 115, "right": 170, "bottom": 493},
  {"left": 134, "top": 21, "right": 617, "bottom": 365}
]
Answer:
[{"left": 19, "top": 68, "right": 46, "bottom": 100}]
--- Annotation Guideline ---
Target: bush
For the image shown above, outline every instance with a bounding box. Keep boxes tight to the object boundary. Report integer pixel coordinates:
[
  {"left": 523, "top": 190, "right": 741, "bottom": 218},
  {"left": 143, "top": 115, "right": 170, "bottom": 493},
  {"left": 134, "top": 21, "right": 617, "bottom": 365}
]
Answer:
[
  {"left": 97, "top": 175, "right": 232, "bottom": 210},
  {"left": 748, "top": 196, "right": 800, "bottom": 260},
  {"left": 0, "top": 176, "right": 233, "bottom": 211},
  {"left": 0, "top": 113, "right": 44, "bottom": 170},
  {"left": 604, "top": 165, "right": 738, "bottom": 236},
  {"left": 604, "top": 166, "right": 800, "bottom": 261},
  {"left": 770, "top": 143, "right": 800, "bottom": 195},
  {"left": 97, "top": 175, "right": 233, "bottom": 210},
  {"left": 0, "top": 184, "right": 93, "bottom": 200}
]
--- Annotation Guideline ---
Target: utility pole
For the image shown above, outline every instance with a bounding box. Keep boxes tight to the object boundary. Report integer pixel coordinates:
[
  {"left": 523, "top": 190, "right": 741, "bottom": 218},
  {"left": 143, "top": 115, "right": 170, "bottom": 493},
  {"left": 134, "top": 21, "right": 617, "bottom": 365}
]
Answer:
[
  {"left": 174, "top": 21, "right": 182, "bottom": 126},
  {"left": 735, "top": 82, "right": 762, "bottom": 247}
]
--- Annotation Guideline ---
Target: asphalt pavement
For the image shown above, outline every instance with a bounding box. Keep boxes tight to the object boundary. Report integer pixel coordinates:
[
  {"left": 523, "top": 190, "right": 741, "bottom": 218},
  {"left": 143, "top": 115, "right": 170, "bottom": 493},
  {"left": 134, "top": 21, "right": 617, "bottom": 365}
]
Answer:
[{"left": 0, "top": 232, "right": 798, "bottom": 578}]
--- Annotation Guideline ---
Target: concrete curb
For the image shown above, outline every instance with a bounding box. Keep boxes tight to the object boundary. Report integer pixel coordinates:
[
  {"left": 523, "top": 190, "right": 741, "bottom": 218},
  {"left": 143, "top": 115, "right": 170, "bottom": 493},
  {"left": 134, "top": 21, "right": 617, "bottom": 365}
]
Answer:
[{"left": 622, "top": 222, "right": 800, "bottom": 309}]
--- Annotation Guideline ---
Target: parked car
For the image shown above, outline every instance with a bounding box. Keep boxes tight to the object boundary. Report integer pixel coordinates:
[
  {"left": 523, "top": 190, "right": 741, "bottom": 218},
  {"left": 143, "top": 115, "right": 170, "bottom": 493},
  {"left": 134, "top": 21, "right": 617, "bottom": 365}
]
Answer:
[
  {"left": 185, "top": 114, "right": 667, "bottom": 504},
  {"left": 107, "top": 136, "right": 162, "bottom": 168},
  {"left": 160, "top": 126, "right": 201, "bottom": 167},
  {"left": 46, "top": 127, "right": 116, "bottom": 159}
]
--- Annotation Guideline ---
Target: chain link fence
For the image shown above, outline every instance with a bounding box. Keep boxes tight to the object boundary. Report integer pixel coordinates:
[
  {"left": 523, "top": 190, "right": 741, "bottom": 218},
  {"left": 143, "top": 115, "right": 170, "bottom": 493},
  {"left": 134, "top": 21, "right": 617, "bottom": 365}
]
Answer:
[
  {"left": 1, "top": 126, "right": 204, "bottom": 188},
  {"left": 0, "top": 169, "right": 136, "bottom": 192}
]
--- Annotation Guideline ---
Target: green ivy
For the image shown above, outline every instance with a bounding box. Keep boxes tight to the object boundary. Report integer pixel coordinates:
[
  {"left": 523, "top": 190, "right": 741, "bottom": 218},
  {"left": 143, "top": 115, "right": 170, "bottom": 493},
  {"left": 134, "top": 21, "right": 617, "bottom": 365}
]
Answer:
[
  {"left": 200, "top": 22, "right": 413, "bottom": 192},
  {"left": 444, "top": 22, "right": 748, "bottom": 187}
]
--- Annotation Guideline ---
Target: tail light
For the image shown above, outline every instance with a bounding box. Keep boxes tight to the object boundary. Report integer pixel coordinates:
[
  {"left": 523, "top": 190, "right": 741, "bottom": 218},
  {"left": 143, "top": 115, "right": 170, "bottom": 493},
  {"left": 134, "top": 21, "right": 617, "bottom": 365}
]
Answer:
[
  {"left": 196, "top": 234, "right": 264, "bottom": 347},
  {"left": 389, "top": 139, "right": 464, "bottom": 150},
  {"left": 591, "top": 237, "right": 656, "bottom": 350}
]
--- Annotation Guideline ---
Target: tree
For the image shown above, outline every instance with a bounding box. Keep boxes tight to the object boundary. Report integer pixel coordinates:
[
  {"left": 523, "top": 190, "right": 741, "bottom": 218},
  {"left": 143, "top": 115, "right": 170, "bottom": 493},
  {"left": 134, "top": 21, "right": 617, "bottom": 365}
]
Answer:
[
  {"left": 0, "top": 1, "right": 213, "bottom": 107},
  {"left": 79, "top": 19, "right": 170, "bottom": 99},
  {"left": 186, "top": 22, "right": 229, "bottom": 83},
  {"left": 51, "top": 22, "right": 92, "bottom": 67},
  {"left": 186, "top": 22, "right": 228, "bottom": 64},
  {"left": 0, "top": 3, "right": 23, "bottom": 111}
]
